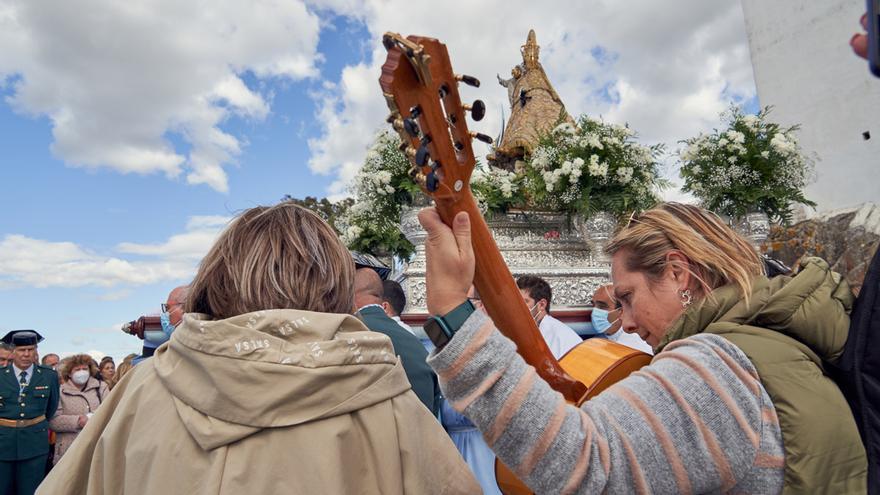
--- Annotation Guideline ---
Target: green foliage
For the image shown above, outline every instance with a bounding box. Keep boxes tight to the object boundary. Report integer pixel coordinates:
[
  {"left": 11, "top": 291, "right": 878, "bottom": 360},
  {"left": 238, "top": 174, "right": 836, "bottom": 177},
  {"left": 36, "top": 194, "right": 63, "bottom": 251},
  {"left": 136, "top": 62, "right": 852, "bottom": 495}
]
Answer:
[
  {"left": 281, "top": 195, "right": 353, "bottom": 235},
  {"left": 678, "top": 106, "right": 816, "bottom": 224},
  {"left": 335, "top": 130, "right": 416, "bottom": 259}
]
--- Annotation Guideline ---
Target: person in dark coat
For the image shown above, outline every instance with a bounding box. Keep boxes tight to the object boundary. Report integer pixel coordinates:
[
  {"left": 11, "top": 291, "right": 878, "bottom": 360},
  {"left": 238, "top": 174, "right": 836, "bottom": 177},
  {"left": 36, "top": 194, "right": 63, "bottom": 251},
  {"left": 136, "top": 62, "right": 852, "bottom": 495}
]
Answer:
[
  {"left": 0, "top": 330, "right": 60, "bottom": 495},
  {"left": 354, "top": 268, "right": 439, "bottom": 414}
]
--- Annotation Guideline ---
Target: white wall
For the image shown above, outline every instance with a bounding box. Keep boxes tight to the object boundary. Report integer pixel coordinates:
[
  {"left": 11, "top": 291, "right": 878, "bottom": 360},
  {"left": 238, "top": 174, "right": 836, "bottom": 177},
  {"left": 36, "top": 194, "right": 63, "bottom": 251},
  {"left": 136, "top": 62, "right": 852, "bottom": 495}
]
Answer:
[{"left": 741, "top": 0, "right": 880, "bottom": 212}]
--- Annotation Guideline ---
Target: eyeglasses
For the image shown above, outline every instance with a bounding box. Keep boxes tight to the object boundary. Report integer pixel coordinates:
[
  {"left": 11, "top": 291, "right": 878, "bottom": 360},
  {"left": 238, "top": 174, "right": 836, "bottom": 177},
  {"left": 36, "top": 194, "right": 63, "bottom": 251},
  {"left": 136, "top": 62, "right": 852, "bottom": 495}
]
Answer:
[{"left": 161, "top": 303, "right": 174, "bottom": 312}]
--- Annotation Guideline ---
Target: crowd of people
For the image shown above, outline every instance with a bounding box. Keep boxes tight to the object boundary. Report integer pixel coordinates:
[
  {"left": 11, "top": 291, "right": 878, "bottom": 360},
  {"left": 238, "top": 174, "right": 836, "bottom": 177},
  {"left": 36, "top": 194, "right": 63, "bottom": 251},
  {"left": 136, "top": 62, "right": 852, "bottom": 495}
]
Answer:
[
  {"left": 0, "top": 196, "right": 867, "bottom": 495},
  {"left": 0, "top": 13, "right": 873, "bottom": 495}
]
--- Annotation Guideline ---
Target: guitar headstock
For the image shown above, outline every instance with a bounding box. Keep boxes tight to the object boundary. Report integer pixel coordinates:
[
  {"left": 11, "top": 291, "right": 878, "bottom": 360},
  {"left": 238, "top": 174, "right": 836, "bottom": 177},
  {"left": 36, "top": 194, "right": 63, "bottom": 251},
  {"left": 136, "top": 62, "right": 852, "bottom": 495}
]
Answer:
[{"left": 379, "top": 33, "right": 491, "bottom": 201}]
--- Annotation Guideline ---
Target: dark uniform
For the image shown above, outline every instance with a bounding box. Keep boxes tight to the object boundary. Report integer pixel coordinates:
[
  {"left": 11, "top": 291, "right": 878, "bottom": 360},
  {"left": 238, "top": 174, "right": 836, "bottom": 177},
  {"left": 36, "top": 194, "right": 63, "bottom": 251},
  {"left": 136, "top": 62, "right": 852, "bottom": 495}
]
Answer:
[{"left": 0, "top": 331, "right": 59, "bottom": 495}]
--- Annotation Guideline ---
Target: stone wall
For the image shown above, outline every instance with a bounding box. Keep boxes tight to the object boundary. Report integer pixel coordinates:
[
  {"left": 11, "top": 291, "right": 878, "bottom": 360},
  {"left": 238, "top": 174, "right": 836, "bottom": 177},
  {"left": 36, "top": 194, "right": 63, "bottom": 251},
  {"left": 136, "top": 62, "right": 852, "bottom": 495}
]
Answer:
[{"left": 763, "top": 203, "right": 879, "bottom": 294}]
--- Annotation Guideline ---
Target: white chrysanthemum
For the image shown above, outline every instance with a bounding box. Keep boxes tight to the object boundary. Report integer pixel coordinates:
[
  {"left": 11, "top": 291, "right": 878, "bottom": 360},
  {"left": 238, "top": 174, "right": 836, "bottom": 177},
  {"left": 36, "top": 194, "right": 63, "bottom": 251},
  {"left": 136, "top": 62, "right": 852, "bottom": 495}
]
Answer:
[
  {"left": 770, "top": 133, "right": 795, "bottom": 156},
  {"left": 572, "top": 157, "right": 585, "bottom": 169},
  {"left": 553, "top": 122, "right": 577, "bottom": 135},
  {"left": 726, "top": 130, "right": 746, "bottom": 145},
  {"left": 760, "top": 151, "right": 770, "bottom": 159},
  {"left": 742, "top": 114, "right": 759, "bottom": 130},
  {"left": 616, "top": 167, "right": 633, "bottom": 184},
  {"left": 727, "top": 155, "right": 738, "bottom": 164},
  {"left": 718, "top": 138, "right": 729, "bottom": 147}
]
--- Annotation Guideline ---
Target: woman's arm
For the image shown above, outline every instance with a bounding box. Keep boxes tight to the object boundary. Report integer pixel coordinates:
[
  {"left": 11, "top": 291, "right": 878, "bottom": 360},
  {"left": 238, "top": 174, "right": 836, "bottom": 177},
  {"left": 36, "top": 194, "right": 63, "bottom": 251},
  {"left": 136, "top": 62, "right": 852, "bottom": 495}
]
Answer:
[
  {"left": 49, "top": 399, "right": 83, "bottom": 433},
  {"left": 428, "top": 311, "right": 784, "bottom": 494}
]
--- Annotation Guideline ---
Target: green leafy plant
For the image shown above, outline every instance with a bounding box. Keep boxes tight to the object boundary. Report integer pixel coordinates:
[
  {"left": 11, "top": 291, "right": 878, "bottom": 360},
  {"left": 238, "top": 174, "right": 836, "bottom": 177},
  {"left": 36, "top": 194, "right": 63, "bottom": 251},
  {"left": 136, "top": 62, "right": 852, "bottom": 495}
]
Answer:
[
  {"left": 678, "top": 106, "right": 816, "bottom": 224},
  {"left": 335, "top": 130, "right": 419, "bottom": 259}
]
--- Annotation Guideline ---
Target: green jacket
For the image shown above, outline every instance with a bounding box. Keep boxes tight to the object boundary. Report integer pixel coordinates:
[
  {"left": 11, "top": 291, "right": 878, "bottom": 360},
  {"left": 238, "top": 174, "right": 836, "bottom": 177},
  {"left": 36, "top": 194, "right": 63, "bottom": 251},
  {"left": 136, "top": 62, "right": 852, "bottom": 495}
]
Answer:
[
  {"left": 658, "top": 257, "right": 867, "bottom": 494},
  {"left": 0, "top": 363, "right": 60, "bottom": 461},
  {"left": 358, "top": 305, "right": 439, "bottom": 415}
]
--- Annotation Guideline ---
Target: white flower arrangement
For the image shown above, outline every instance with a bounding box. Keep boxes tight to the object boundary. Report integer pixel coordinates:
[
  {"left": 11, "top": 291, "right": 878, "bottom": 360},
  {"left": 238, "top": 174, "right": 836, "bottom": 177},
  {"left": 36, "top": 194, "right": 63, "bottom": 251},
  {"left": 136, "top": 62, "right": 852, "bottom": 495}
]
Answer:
[
  {"left": 678, "top": 106, "right": 816, "bottom": 223},
  {"left": 335, "top": 130, "right": 420, "bottom": 259},
  {"left": 522, "top": 114, "right": 666, "bottom": 218}
]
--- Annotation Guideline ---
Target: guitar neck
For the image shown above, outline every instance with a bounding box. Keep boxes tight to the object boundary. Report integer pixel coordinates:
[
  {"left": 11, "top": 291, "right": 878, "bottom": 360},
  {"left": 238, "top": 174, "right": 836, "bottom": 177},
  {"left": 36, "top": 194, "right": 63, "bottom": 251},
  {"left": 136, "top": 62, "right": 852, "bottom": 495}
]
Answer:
[{"left": 435, "top": 191, "right": 588, "bottom": 404}]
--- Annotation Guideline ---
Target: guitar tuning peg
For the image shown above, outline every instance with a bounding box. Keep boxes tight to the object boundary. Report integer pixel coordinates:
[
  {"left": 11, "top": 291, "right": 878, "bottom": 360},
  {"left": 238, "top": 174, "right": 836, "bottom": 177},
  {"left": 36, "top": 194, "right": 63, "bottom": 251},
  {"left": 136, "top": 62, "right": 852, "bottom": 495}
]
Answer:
[
  {"left": 470, "top": 132, "right": 493, "bottom": 144},
  {"left": 409, "top": 167, "right": 426, "bottom": 188},
  {"left": 462, "top": 100, "right": 486, "bottom": 121},
  {"left": 456, "top": 74, "right": 481, "bottom": 87},
  {"left": 409, "top": 106, "right": 422, "bottom": 118},
  {"left": 426, "top": 170, "right": 439, "bottom": 192},
  {"left": 382, "top": 34, "right": 395, "bottom": 51},
  {"left": 403, "top": 118, "right": 420, "bottom": 137},
  {"left": 415, "top": 145, "right": 430, "bottom": 167},
  {"left": 389, "top": 117, "right": 404, "bottom": 132},
  {"left": 405, "top": 147, "right": 417, "bottom": 161}
]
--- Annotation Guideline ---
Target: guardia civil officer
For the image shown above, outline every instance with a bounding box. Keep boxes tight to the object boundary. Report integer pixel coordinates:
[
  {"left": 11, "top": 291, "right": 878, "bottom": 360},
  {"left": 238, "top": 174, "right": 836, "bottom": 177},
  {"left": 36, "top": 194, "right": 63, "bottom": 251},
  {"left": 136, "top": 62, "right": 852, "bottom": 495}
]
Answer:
[{"left": 0, "top": 330, "right": 59, "bottom": 495}]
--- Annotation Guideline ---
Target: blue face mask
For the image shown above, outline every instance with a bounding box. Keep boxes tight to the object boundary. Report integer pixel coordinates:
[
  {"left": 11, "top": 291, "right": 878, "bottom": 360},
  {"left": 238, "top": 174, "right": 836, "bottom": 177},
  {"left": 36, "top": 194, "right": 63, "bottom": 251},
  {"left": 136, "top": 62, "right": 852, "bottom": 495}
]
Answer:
[
  {"left": 590, "top": 308, "right": 613, "bottom": 334},
  {"left": 144, "top": 311, "right": 176, "bottom": 345}
]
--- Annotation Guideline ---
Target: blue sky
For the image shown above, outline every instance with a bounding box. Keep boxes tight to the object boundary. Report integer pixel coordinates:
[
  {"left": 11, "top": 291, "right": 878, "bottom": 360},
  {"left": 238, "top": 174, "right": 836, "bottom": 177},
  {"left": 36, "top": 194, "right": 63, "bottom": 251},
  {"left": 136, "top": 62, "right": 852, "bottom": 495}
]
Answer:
[
  {"left": 0, "top": 1, "right": 759, "bottom": 360},
  {"left": 0, "top": 13, "right": 369, "bottom": 359}
]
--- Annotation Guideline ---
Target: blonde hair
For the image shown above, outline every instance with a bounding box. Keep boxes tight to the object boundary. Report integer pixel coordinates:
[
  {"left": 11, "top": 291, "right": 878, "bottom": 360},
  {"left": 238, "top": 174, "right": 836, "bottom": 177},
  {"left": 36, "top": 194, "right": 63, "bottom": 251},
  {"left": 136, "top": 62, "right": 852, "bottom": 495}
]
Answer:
[
  {"left": 185, "top": 202, "right": 355, "bottom": 319},
  {"left": 605, "top": 203, "right": 764, "bottom": 299},
  {"left": 109, "top": 353, "right": 137, "bottom": 390}
]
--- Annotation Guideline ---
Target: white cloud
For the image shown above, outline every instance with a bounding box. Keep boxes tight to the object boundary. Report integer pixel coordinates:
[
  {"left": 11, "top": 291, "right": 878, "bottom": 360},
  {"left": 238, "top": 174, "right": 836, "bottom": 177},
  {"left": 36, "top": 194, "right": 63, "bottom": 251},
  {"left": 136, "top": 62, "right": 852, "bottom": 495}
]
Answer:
[
  {"left": 306, "top": 0, "right": 757, "bottom": 200},
  {"left": 0, "top": 0, "right": 322, "bottom": 192},
  {"left": 96, "top": 289, "right": 133, "bottom": 302},
  {"left": 0, "top": 215, "right": 230, "bottom": 289}
]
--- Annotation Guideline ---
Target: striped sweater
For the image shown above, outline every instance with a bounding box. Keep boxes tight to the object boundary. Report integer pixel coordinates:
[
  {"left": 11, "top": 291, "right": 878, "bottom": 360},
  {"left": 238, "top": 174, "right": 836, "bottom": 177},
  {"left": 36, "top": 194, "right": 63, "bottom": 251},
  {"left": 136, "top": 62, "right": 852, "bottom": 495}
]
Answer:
[{"left": 427, "top": 310, "right": 785, "bottom": 494}]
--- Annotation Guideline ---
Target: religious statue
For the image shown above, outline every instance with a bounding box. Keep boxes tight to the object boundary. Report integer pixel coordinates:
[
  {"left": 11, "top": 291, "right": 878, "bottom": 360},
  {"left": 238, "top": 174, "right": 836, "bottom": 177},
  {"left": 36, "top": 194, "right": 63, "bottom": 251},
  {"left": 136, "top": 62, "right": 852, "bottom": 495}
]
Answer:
[{"left": 490, "top": 30, "right": 575, "bottom": 171}]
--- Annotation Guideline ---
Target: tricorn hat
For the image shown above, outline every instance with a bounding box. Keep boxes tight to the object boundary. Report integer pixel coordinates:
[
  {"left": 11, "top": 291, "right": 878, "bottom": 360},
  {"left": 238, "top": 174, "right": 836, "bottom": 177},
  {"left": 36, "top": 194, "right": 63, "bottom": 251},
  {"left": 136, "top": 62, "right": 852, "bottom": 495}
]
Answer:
[{"left": 1, "top": 330, "right": 44, "bottom": 347}]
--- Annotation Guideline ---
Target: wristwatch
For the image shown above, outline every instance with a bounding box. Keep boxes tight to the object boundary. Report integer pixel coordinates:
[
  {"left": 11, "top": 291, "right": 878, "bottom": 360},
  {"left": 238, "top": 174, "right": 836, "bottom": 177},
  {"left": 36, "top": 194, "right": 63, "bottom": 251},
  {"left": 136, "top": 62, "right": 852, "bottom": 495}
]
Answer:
[{"left": 424, "top": 300, "right": 476, "bottom": 350}]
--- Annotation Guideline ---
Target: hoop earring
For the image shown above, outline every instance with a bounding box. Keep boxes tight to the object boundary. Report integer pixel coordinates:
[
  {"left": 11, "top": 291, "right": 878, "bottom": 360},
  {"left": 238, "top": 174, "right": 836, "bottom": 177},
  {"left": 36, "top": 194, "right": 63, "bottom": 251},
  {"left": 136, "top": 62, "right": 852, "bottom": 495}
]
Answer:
[{"left": 679, "top": 289, "right": 692, "bottom": 308}]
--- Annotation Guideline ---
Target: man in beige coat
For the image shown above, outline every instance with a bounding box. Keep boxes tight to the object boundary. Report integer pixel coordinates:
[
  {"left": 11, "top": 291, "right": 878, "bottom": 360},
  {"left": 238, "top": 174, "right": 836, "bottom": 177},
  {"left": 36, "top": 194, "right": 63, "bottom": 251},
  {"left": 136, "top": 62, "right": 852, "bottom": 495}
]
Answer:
[{"left": 37, "top": 202, "right": 476, "bottom": 495}]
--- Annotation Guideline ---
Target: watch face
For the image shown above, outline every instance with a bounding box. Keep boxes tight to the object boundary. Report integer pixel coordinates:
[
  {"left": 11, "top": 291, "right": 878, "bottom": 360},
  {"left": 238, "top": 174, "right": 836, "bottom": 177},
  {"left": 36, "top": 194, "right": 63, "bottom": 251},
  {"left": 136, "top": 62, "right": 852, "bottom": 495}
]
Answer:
[{"left": 424, "top": 318, "right": 450, "bottom": 348}]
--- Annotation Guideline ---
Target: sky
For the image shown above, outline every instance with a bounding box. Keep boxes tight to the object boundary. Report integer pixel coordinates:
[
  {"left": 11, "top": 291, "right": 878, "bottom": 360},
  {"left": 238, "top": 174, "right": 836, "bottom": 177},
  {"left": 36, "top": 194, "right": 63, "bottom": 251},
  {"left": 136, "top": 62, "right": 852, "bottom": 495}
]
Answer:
[{"left": 0, "top": 0, "right": 761, "bottom": 360}]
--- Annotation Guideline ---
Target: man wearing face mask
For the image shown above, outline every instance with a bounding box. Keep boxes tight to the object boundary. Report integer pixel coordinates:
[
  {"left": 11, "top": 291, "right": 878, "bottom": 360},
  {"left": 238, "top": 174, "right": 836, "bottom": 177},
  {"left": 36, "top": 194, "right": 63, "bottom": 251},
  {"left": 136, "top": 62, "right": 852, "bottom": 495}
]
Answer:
[
  {"left": 0, "top": 330, "right": 59, "bottom": 495},
  {"left": 590, "top": 284, "right": 652, "bottom": 354},
  {"left": 133, "top": 286, "right": 189, "bottom": 365},
  {"left": 516, "top": 275, "right": 582, "bottom": 359}
]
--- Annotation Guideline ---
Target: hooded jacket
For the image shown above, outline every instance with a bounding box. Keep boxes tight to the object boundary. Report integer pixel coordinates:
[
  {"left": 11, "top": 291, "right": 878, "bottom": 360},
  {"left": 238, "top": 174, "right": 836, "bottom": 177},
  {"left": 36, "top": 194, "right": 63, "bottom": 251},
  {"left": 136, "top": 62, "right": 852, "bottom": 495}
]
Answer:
[
  {"left": 658, "top": 257, "right": 868, "bottom": 494},
  {"left": 37, "top": 309, "right": 477, "bottom": 495}
]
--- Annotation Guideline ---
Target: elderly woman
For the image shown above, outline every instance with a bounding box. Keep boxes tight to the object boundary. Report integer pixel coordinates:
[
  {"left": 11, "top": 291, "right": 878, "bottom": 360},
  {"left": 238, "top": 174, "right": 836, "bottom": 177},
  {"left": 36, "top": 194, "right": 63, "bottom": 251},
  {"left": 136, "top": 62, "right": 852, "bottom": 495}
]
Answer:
[
  {"left": 49, "top": 354, "right": 109, "bottom": 465},
  {"left": 417, "top": 202, "right": 866, "bottom": 494},
  {"left": 38, "top": 202, "right": 476, "bottom": 494}
]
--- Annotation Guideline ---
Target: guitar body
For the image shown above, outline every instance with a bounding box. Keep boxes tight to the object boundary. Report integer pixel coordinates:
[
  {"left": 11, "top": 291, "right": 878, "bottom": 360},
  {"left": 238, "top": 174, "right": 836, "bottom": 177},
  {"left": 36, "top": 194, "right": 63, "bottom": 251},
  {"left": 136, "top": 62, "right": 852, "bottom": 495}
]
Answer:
[
  {"left": 378, "top": 34, "right": 651, "bottom": 495},
  {"left": 495, "top": 338, "right": 652, "bottom": 495}
]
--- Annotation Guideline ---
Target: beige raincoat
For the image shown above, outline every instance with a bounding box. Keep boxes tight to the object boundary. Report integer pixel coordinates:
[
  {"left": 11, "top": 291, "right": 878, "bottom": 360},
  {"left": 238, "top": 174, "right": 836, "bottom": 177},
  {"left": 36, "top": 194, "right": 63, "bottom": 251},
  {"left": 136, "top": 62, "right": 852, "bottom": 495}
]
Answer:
[{"left": 38, "top": 310, "right": 477, "bottom": 494}]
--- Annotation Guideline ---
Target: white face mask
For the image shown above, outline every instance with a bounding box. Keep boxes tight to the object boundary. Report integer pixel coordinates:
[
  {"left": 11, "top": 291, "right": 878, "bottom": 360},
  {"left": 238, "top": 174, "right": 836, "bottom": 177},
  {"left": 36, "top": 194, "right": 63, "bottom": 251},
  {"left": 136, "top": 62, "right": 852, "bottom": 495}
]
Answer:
[{"left": 71, "top": 369, "right": 90, "bottom": 385}]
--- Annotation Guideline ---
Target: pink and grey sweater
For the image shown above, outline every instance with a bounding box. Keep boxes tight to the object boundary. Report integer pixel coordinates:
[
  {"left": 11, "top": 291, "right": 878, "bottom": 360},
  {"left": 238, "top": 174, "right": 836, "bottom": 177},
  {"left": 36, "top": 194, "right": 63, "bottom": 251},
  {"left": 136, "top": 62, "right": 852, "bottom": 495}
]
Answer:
[{"left": 427, "top": 311, "right": 785, "bottom": 494}]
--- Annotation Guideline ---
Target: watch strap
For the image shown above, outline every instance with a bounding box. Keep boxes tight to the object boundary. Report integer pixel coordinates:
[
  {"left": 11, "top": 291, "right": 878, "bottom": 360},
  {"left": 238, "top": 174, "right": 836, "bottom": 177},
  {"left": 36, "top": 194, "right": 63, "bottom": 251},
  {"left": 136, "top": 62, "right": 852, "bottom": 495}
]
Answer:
[{"left": 425, "top": 299, "right": 475, "bottom": 350}]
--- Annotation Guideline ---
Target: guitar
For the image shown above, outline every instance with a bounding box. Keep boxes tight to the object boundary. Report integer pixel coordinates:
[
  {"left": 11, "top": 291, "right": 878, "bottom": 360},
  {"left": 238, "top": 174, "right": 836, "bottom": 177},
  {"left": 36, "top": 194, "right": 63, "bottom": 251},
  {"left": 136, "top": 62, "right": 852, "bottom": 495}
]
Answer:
[{"left": 379, "top": 33, "right": 651, "bottom": 495}]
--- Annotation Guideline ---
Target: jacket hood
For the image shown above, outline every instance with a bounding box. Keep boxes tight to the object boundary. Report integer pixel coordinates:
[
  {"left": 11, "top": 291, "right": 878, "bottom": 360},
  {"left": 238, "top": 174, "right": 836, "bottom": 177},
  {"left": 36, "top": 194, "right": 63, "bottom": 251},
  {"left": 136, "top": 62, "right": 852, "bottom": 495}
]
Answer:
[
  {"left": 659, "top": 257, "right": 854, "bottom": 363},
  {"left": 152, "top": 309, "right": 411, "bottom": 450}
]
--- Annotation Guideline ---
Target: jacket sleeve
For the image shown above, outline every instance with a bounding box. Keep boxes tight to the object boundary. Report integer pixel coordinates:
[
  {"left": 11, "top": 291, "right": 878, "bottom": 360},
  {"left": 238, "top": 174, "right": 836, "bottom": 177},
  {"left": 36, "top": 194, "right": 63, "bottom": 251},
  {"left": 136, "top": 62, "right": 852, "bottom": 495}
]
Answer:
[
  {"left": 427, "top": 311, "right": 784, "bottom": 494},
  {"left": 49, "top": 397, "right": 82, "bottom": 433},
  {"left": 46, "top": 371, "right": 60, "bottom": 420}
]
